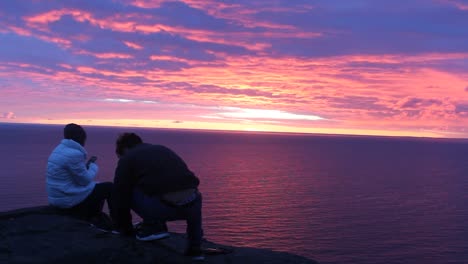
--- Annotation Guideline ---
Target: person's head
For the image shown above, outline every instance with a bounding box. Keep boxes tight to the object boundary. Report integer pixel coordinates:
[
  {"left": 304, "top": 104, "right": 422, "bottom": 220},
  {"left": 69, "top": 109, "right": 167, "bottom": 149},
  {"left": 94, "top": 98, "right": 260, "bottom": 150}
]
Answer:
[
  {"left": 63, "top": 123, "right": 87, "bottom": 146},
  {"left": 115, "top": 132, "right": 143, "bottom": 158}
]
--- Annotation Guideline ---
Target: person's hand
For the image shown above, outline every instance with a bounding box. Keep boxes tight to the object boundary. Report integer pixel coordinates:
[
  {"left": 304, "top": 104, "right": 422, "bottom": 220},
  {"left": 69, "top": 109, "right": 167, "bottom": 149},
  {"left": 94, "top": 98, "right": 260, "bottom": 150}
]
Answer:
[{"left": 86, "top": 156, "right": 97, "bottom": 169}]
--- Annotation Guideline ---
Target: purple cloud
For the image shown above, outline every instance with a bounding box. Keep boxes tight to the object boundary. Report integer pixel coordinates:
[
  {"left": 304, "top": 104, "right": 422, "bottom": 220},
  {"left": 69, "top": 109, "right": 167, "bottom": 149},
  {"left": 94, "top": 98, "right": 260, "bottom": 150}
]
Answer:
[
  {"left": 0, "top": 0, "right": 467, "bottom": 138},
  {"left": 316, "top": 95, "right": 390, "bottom": 111},
  {"left": 455, "top": 103, "right": 468, "bottom": 114},
  {"left": 400, "top": 98, "right": 443, "bottom": 108},
  {"left": 254, "top": 0, "right": 468, "bottom": 56}
]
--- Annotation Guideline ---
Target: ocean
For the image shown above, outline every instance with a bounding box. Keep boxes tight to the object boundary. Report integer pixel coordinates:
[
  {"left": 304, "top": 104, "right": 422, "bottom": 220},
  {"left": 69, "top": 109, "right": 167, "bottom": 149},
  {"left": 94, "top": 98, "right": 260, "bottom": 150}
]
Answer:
[{"left": 1, "top": 123, "right": 467, "bottom": 264}]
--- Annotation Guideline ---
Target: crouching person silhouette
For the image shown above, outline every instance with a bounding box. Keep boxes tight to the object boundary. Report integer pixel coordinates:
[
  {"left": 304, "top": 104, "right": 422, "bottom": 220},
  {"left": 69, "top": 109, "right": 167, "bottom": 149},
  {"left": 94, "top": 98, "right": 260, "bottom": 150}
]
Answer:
[
  {"left": 46, "top": 123, "right": 114, "bottom": 232},
  {"left": 111, "top": 133, "right": 204, "bottom": 260}
]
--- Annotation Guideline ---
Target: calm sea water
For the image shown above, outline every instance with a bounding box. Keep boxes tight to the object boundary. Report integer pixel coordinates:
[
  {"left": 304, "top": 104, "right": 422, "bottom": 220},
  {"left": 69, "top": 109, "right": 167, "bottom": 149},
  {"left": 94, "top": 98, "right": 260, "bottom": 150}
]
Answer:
[{"left": 1, "top": 123, "right": 468, "bottom": 264}]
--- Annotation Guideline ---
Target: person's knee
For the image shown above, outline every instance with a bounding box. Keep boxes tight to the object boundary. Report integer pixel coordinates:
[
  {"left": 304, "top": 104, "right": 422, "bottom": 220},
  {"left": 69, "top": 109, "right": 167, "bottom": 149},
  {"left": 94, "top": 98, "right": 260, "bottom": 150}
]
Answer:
[
  {"left": 102, "top": 181, "right": 114, "bottom": 189},
  {"left": 96, "top": 182, "right": 113, "bottom": 192}
]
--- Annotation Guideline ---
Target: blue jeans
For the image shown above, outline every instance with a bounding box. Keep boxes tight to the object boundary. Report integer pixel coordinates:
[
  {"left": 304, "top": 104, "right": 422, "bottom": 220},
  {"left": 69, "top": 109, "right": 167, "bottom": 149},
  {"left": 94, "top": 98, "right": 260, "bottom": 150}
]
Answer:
[{"left": 132, "top": 189, "right": 203, "bottom": 247}]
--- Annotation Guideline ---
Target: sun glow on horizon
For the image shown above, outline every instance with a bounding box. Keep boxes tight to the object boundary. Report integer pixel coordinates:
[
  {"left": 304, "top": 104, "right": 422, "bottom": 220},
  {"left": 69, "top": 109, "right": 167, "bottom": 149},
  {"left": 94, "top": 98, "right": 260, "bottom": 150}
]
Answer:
[
  {"left": 212, "top": 107, "right": 324, "bottom": 121},
  {"left": 3, "top": 117, "right": 466, "bottom": 140}
]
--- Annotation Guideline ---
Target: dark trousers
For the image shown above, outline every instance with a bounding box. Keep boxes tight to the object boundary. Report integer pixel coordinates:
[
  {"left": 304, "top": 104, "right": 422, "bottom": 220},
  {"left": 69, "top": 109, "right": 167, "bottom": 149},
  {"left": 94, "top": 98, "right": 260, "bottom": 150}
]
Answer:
[
  {"left": 67, "top": 182, "right": 113, "bottom": 220},
  {"left": 132, "top": 189, "right": 203, "bottom": 247}
]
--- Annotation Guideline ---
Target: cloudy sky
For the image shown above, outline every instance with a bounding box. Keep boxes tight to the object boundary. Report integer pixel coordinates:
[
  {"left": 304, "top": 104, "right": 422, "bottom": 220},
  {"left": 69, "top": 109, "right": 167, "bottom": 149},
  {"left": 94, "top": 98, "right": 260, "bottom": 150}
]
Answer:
[{"left": 1, "top": 0, "right": 467, "bottom": 138}]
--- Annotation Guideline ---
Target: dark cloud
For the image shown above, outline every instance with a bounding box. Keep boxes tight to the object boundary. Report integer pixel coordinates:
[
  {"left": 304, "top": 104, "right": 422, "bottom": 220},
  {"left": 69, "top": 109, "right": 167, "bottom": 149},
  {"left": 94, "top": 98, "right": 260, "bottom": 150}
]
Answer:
[
  {"left": 0, "top": 1, "right": 54, "bottom": 19},
  {"left": 344, "top": 61, "right": 403, "bottom": 72},
  {"left": 0, "top": 34, "right": 75, "bottom": 67},
  {"left": 254, "top": 0, "right": 468, "bottom": 56},
  {"left": 156, "top": 1, "right": 237, "bottom": 31},
  {"left": 162, "top": 82, "right": 278, "bottom": 98},
  {"left": 46, "top": 14, "right": 240, "bottom": 60},
  {"left": 400, "top": 98, "right": 442, "bottom": 108},
  {"left": 134, "top": 32, "right": 250, "bottom": 59},
  {"left": 317, "top": 95, "right": 390, "bottom": 111},
  {"left": 0, "top": 0, "right": 466, "bottom": 139},
  {"left": 0, "top": 0, "right": 465, "bottom": 89},
  {"left": 3, "top": 0, "right": 467, "bottom": 69},
  {"left": 455, "top": 103, "right": 468, "bottom": 114},
  {"left": 194, "top": 84, "right": 276, "bottom": 97}
]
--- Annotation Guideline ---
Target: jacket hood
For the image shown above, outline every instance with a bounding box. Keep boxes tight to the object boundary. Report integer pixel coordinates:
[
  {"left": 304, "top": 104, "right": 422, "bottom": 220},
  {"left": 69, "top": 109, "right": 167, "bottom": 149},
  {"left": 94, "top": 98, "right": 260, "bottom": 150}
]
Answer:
[{"left": 60, "top": 139, "right": 87, "bottom": 156}]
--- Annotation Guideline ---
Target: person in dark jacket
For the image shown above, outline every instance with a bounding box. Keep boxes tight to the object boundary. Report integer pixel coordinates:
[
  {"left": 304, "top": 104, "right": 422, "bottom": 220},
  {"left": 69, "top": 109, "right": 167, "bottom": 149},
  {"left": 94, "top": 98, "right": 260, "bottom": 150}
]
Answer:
[{"left": 111, "top": 132, "right": 204, "bottom": 260}]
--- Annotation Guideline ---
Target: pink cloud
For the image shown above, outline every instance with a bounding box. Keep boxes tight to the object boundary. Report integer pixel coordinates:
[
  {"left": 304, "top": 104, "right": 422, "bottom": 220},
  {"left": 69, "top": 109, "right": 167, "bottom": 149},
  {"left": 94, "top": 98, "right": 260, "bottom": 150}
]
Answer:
[
  {"left": 125, "top": 0, "right": 166, "bottom": 9},
  {"left": 149, "top": 55, "right": 191, "bottom": 63},
  {"left": 5, "top": 26, "right": 32, "bottom": 36},
  {"left": 123, "top": 41, "right": 144, "bottom": 50},
  {"left": 1, "top": 112, "right": 16, "bottom": 119},
  {"left": 21, "top": 5, "right": 318, "bottom": 54},
  {"left": 1, "top": 1, "right": 467, "bottom": 138}
]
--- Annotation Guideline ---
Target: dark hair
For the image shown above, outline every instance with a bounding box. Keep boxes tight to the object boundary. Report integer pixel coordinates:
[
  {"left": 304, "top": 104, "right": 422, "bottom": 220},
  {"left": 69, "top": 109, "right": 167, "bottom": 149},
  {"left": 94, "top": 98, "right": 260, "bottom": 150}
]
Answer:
[
  {"left": 115, "top": 132, "right": 143, "bottom": 157},
  {"left": 64, "top": 123, "right": 87, "bottom": 146}
]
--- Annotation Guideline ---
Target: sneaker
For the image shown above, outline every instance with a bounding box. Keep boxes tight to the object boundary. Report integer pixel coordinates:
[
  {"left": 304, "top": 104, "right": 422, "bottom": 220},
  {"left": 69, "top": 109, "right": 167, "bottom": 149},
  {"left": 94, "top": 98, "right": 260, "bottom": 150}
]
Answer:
[
  {"left": 185, "top": 245, "right": 205, "bottom": 261},
  {"left": 89, "top": 212, "right": 117, "bottom": 233},
  {"left": 134, "top": 221, "right": 170, "bottom": 241}
]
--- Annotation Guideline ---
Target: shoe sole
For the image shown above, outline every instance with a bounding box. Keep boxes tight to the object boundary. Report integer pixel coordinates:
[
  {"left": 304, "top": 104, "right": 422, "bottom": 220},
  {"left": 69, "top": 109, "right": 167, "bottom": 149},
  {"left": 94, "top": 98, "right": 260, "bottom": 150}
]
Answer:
[
  {"left": 136, "top": 232, "right": 170, "bottom": 241},
  {"left": 89, "top": 224, "right": 120, "bottom": 234}
]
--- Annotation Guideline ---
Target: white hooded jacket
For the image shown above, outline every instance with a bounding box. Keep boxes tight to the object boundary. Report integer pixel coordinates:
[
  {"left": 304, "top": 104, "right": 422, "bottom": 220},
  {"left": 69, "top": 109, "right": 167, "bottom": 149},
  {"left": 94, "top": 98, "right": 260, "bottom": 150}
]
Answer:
[{"left": 46, "top": 139, "right": 98, "bottom": 208}]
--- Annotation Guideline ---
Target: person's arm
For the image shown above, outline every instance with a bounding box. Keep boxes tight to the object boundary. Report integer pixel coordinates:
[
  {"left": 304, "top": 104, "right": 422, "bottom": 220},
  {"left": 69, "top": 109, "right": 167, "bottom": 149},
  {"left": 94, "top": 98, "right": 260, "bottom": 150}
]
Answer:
[
  {"left": 111, "top": 157, "right": 136, "bottom": 235},
  {"left": 68, "top": 155, "right": 98, "bottom": 186}
]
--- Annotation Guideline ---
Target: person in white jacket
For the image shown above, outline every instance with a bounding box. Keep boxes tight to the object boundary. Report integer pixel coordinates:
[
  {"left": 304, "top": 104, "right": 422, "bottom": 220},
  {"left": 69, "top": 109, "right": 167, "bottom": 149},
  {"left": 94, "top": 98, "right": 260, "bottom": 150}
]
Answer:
[{"left": 46, "top": 123, "right": 113, "bottom": 227}]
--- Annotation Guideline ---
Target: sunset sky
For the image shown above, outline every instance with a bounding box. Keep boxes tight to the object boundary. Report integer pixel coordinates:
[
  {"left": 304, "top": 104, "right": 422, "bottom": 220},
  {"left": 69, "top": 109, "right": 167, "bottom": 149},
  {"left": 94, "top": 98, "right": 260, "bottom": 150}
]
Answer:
[{"left": 1, "top": 0, "right": 468, "bottom": 138}]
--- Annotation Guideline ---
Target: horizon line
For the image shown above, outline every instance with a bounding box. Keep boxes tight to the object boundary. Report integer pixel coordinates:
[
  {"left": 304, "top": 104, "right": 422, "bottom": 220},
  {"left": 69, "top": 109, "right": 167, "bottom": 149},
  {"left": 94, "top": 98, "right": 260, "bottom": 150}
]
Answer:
[{"left": 2, "top": 121, "right": 468, "bottom": 142}]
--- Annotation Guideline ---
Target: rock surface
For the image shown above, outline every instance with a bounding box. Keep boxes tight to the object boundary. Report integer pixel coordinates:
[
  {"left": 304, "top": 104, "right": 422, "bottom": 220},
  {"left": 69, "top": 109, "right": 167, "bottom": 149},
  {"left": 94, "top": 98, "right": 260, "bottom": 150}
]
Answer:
[{"left": 0, "top": 206, "right": 318, "bottom": 264}]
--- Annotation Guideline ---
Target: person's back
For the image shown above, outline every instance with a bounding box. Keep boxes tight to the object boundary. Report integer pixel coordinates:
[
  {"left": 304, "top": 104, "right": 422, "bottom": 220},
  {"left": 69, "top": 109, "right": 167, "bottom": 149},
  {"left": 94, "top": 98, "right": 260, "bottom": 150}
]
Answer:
[
  {"left": 120, "top": 143, "right": 199, "bottom": 196},
  {"left": 46, "top": 138, "right": 97, "bottom": 208},
  {"left": 46, "top": 124, "right": 97, "bottom": 208},
  {"left": 111, "top": 132, "right": 204, "bottom": 260}
]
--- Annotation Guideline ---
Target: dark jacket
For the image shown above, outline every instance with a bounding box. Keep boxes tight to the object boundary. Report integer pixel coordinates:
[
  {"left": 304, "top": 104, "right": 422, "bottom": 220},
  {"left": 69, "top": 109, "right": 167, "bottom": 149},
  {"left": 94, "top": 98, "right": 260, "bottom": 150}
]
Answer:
[{"left": 111, "top": 143, "right": 200, "bottom": 233}]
